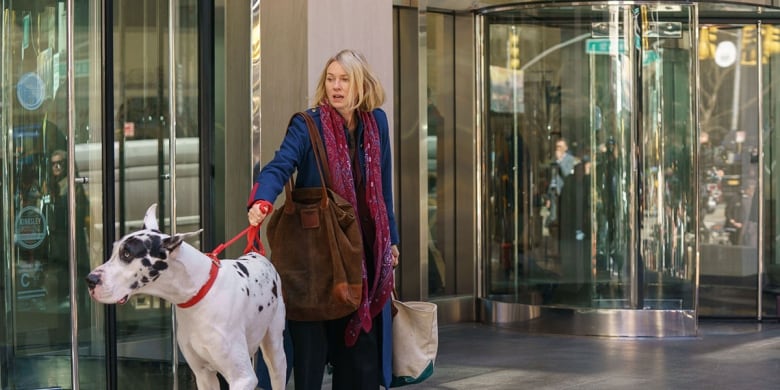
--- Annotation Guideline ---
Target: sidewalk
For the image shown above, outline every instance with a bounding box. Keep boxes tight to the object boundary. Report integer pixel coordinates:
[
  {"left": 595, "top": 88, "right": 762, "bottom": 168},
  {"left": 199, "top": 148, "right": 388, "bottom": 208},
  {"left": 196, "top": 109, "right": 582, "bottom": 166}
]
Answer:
[{"left": 416, "top": 320, "right": 780, "bottom": 389}]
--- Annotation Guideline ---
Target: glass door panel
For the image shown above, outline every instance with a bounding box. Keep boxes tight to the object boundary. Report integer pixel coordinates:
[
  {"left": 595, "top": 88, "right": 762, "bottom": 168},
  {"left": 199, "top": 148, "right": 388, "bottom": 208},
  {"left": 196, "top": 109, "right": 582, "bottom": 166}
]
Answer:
[
  {"left": 636, "top": 7, "right": 697, "bottom": 311},
  {"left": 426, "top": 12, "right": 455, "bottom": 297},
  {"left": 113, "top": 1, "right": 174, "bottom": 382},
  {"left": 761, "top": 24, "right": 779, "bottom": 319},
  {"left": 484, "top": 6, "right": 633, "bottom": 307},
  {"left": 698, "top": 23, "right": 762, "bottom": 317},
  {"left": 587, "top": 9, "right": 634, "bottom": 308},
  {"left": 483, "top": 5, "right": 696, "bottom": 312},
  {"left": 112, "top": 0, "right": 200, "bottom": 385},
  {"left": 0, "top": 0, "right": 104, "bottom": 387}
]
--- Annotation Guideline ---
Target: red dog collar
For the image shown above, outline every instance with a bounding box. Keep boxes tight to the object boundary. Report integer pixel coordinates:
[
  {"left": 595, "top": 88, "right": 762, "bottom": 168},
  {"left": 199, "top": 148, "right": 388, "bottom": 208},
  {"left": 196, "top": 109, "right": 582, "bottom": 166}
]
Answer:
[{"left": 177, "top": 256, "right": 220, "bottom": 308}]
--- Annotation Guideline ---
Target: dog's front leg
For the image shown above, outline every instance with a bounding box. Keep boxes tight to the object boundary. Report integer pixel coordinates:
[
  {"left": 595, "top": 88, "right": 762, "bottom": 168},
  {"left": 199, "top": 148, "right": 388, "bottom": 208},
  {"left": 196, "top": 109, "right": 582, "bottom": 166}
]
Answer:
[
  {"left": 192, "top": 371, "right": 221, "bottom": 390},
  {"left": 220, "top": 357, "right": 259, "bottom": 390},
  {"left": 177, "top": 328, "right": 223, "bottom": 390},
  {"left": 200, "top": 333, "right": 259, "bottom": 390},
  {"left": 179, "top": 347, "right": 221, "bottom": 389}
]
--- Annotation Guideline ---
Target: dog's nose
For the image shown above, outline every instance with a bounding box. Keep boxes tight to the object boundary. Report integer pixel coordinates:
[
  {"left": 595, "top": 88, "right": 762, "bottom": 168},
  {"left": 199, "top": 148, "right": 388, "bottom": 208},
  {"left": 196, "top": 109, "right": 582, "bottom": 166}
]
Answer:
[{"left": 85, "top": 273, "right": 101, "bottom": 289}]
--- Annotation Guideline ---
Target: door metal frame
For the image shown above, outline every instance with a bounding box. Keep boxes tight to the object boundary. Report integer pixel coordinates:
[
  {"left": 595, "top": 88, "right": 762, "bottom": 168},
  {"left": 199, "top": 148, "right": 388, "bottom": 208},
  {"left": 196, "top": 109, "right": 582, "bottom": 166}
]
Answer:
[
  {"left": 101, "top": 0, "right": 119, "bottom": 387},
  {"left": 756, "top": 20, "right": 765, "bottom": 321},
  {"left": 167, "top": 1, "right": 180, "bottom": 386},
  {"left": 65, "top": 1, "right": 79, "bottom": 387}
]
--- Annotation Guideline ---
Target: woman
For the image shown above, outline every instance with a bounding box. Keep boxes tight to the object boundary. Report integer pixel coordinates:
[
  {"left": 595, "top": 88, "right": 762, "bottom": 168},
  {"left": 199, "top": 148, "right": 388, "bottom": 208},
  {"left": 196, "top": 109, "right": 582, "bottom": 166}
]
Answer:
[
  {"left": 46, "top": 150, "right": 89, "bottom": 275},
  {"left": 247, "top": 49, "right": 400, "bottom": 389}
]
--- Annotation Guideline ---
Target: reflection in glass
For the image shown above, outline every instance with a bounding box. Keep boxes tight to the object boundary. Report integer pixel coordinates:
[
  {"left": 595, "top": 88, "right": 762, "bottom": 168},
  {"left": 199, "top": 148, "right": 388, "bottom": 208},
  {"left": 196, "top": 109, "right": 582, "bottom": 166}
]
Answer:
[
  {"left": 0, "top": 0, "right": 106, "bottom": 387},
  {"left": 426, "top": 13, "right": 454, "bottom": 297},
  {"left": 637, "top": 11, "right": 696, "bottom": 310},
  {"left": 763, "top": 25, "right": 780, "bottom": 318},
  {"left": 698, "top": 24, "right": 769, "bottom": 317},
  {"left": 111, "top": 0, "right": 200, "bottom": 386},
  {"left": 113, "top": 2, "right": 174, "bottom": 383}
]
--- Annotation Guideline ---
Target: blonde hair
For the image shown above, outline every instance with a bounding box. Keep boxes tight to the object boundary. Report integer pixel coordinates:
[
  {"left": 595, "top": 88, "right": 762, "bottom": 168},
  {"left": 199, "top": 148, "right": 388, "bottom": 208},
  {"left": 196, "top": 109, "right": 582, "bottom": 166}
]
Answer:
[
  {"left": 51, "top": 149, "right": 67, "bottom": 161},
  {"left": 312, "top": 49, "right": 385, "bottom": 112}
]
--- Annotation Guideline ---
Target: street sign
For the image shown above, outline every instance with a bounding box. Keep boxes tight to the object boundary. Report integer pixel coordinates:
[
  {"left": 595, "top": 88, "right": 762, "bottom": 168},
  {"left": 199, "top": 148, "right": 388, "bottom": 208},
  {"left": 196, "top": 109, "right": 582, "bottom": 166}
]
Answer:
[{"left": 585, "top": 38, "right": 626, "bottom": 55}]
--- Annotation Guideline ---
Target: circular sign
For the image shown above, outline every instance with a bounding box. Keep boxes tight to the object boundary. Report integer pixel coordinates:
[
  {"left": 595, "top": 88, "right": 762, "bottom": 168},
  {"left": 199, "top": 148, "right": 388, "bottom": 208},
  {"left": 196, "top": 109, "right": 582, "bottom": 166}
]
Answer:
[
  {"left": 14, "top": 206, "right": 48, "bottom": 250},
  {"left": 714, "top": 41, "right": 737, "bottom": 68},
  {"left": 16, "top": 72, "right": 46, "bottom": 111}
]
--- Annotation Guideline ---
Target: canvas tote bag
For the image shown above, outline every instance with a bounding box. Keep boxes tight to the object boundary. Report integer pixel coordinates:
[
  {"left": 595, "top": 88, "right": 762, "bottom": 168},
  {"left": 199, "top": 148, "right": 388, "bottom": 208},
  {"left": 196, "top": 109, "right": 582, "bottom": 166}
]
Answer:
[
  {"left": 266, "top": 112, "right": 363, "bottom": 321},
  {"left": 391, "top": 296, "right": 438, "bottom": 387}
]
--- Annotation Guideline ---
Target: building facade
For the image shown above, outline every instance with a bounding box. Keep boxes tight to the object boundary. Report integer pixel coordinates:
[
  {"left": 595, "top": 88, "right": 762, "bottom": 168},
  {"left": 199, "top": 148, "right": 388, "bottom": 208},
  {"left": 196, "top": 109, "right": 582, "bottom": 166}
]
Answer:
[{"left": 2, "top": 0, "right": 780, "bottom": 388}]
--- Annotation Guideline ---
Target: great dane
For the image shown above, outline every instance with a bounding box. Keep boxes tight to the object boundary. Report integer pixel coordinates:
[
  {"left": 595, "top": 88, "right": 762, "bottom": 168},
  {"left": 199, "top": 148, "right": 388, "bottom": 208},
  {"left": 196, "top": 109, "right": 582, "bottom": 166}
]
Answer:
[{"left": 86, "top": 204, "right": 286, "bottom": 390}]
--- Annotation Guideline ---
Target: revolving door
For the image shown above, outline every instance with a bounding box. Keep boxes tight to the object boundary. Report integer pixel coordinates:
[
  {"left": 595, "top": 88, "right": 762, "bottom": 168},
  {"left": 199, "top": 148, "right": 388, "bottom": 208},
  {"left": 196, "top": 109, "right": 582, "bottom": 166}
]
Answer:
[{"left": 479, "top": 4, "right": 698, "bottom": 336}]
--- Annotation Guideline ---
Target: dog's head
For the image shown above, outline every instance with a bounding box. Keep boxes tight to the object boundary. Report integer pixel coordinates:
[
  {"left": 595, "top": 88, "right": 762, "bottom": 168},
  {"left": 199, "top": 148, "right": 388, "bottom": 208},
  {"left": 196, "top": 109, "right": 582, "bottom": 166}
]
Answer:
[{"left": 85, "top": 204, "right": 201, "bottom": 304}]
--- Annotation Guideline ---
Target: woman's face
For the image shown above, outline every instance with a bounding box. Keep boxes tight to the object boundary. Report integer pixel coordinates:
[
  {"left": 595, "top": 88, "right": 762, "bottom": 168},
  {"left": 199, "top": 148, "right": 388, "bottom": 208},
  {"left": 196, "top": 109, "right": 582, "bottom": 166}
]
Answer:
[
  {"left": 325, "top": 61, "right": 353, "bottom": 118},
  {"left": 51, "top": 156, "right": 65, "bottom": 178}
]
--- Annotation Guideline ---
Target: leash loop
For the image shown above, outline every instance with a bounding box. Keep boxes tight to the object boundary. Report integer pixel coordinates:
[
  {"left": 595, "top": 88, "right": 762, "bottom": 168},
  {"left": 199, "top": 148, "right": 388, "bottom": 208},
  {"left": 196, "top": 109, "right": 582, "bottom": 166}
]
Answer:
[{"left": 243, "top": 225, "right": 265, "bottom": 256}]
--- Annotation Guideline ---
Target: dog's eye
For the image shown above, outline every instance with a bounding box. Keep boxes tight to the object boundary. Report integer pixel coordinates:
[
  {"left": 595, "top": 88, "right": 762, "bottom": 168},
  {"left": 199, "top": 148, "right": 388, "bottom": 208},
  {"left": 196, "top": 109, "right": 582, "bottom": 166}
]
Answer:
[{"left": 121, "top": 249, "right": 132, "bottom": 260}]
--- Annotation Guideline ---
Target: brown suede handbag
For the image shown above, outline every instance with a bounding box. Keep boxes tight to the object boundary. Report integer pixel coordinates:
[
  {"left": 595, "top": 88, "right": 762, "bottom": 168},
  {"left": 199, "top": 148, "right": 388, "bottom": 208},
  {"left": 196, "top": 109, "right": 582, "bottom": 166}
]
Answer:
[{"left": 266, "top": 112, "right": 364, "bottom": 321}]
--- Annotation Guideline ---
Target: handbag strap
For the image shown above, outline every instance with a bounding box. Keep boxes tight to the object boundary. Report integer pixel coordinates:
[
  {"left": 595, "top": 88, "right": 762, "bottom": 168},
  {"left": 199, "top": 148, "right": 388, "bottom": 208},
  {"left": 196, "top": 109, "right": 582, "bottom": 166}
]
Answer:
[
  {"left": 301, "top": 112, "right": 334, "bottom": 188},
  {"left": 391, "top": 287, "right": 399, "bottom": 317},
  {"left": 282, "top": 112, "right": 330, "bottom": 212}
]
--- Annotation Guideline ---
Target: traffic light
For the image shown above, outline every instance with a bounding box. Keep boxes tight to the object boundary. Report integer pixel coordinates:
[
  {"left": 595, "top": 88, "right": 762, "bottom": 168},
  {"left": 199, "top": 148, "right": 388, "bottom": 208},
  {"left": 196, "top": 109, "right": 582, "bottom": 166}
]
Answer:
[
  {"left": 762, "top": 25, "right": 780, "bottom": 63},
  {"left": 508, "top": 31, "right": 520, "bottom": 69},
  {"left": 741, "top": 25, "right": 758, "bottom": 65},
  {"left": 699, "top": 26, "right": 718, "bottom": 60}
]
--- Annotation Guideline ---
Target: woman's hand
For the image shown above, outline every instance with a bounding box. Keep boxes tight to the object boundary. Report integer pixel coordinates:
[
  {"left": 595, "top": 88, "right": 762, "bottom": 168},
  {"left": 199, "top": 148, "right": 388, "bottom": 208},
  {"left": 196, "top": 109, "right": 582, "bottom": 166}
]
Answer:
[
  {"left": 391, "top": 245, "right": 400, "bottom": 268},
  {"left": 248, "top": 201, "right": 272, "bottom": 226}
]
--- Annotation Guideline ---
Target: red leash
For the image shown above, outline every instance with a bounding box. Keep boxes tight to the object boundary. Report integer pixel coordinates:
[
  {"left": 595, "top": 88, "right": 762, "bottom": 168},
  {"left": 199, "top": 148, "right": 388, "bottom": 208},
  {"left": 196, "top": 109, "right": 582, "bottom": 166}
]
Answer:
[
  {"left": 178, "top": 225, "right": 265, "bottom": 309},
  {"left": 207, "top": 224, "right": 266, "bottom": 259}
]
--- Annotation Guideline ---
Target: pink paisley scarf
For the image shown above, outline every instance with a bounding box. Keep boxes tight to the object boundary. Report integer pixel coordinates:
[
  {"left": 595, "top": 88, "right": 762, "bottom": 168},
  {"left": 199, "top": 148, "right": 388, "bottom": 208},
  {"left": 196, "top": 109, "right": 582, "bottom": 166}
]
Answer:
[{"left": 319, "top": 102, "right": 393, "bottom": 346}]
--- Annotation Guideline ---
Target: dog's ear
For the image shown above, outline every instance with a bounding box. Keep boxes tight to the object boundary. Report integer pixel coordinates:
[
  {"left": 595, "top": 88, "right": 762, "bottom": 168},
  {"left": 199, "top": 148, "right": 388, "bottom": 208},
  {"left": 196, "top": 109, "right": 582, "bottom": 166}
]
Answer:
[
  {"left": 162, "top": 229, "right": 203, "bottom": 251},
  {"left": 143, "top": 204, "right": 159, "bottom": 231}
]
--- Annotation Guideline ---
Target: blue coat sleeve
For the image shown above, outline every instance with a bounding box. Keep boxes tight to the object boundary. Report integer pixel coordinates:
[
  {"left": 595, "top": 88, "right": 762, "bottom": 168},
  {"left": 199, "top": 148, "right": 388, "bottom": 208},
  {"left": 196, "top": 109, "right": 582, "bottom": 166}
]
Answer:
[
  {"left": 374, "top": 109, "right": 400, "bottom": 246},
  {"left": 250, "top": 111, "right": 319, "bottom": 205}
]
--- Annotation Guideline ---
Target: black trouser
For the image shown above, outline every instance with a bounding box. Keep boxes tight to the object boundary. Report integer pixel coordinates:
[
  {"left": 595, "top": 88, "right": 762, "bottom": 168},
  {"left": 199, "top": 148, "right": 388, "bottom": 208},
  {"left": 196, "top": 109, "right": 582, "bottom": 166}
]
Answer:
[{"left": 288, "top": 313, "right": 382, "bottom": 390}]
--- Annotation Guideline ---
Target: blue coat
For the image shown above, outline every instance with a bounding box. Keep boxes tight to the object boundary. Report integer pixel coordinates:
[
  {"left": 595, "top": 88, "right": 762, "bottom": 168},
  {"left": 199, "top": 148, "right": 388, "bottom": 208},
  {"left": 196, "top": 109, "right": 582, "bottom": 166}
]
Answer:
[{"left": 250, "top": 107, "right": 398, "bottom": 388}]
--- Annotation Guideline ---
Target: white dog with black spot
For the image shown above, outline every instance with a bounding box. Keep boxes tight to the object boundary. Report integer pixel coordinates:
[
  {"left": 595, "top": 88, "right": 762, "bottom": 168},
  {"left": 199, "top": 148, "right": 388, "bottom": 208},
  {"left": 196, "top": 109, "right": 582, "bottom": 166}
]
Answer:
[{"left": 86, "top": 204, "right": 286, "bottom": 390}]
